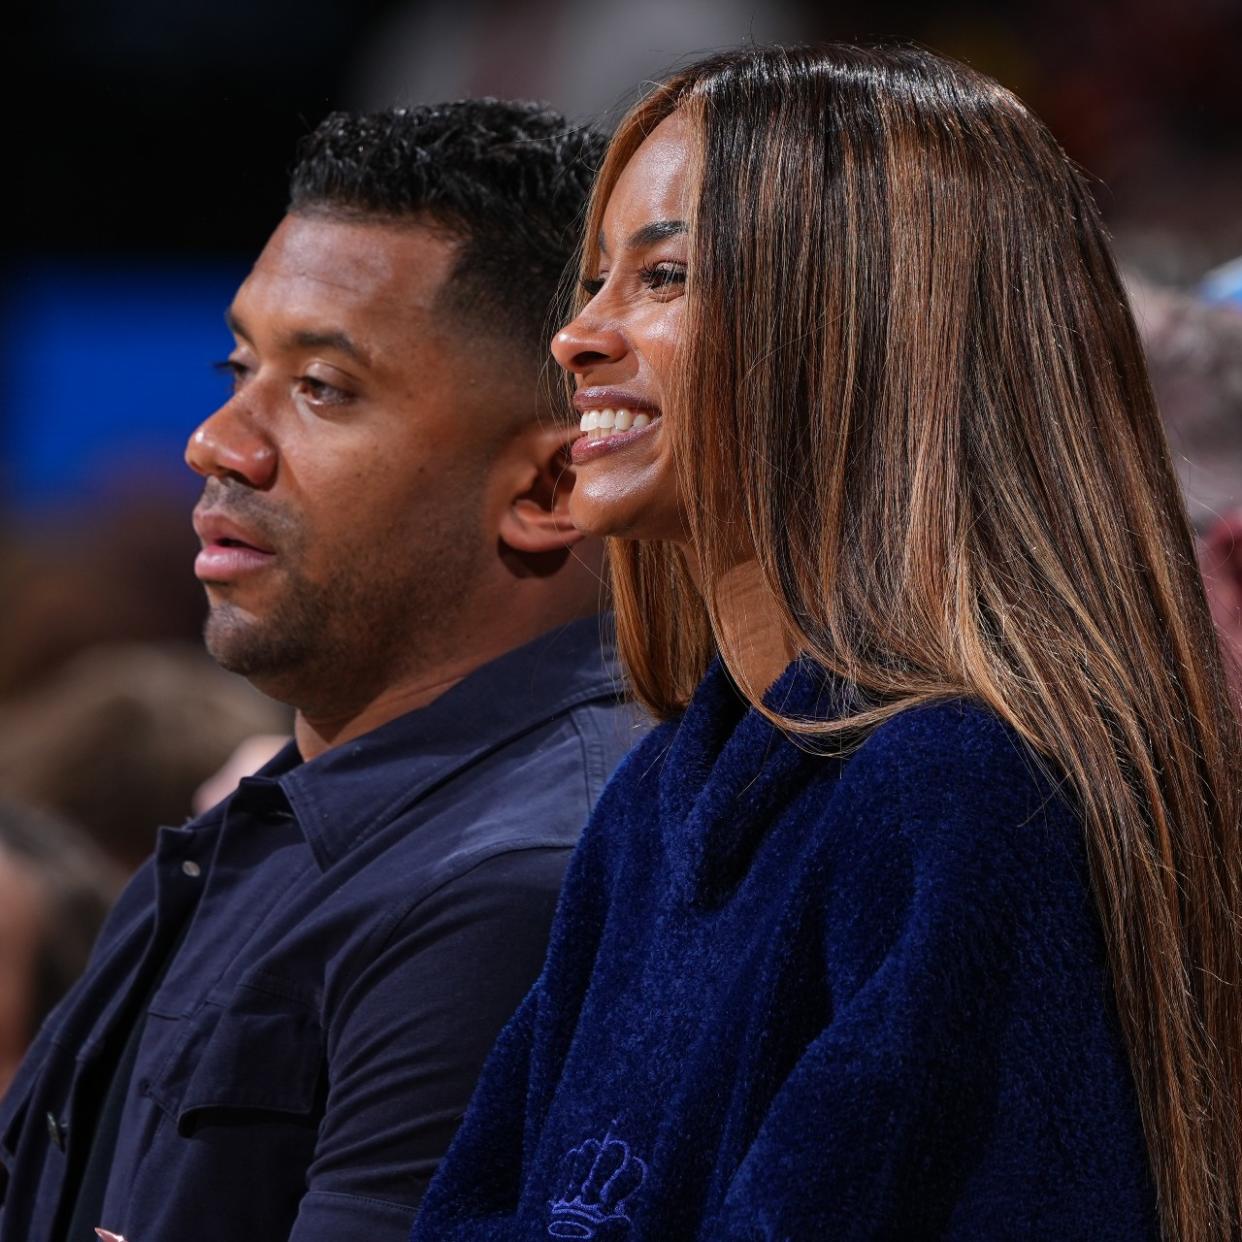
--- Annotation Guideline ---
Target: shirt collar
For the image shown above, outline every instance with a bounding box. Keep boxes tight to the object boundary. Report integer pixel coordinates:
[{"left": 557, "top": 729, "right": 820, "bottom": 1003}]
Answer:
[{"left": 230, "top": 615, "right": 620, "bottom": 871}]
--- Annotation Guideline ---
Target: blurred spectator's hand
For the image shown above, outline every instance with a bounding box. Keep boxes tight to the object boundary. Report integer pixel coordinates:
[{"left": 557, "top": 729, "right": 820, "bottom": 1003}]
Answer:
[{"left": 192, "top": 734, "right": 290, "bottom": 815}]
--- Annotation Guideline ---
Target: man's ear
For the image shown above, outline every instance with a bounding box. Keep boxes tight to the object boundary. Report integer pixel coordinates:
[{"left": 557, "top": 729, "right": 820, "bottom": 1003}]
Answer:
[{"left": 497, "top": 423, "right": 586, "bottom": 555}]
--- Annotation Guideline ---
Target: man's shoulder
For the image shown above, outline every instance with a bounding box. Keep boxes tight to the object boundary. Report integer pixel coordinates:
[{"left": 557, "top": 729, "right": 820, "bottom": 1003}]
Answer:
[
  {"left": 324, "top": 694, "right": 636, "bottom": 905},
  {"left": 393, "top": 707, "right": 621, "bottom": 859}
]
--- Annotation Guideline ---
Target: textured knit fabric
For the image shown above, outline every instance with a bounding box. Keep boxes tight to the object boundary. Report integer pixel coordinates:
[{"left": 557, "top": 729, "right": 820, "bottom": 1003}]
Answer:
[{"left": 411, "top": 656, "right": 1159, "bottom": 1241}]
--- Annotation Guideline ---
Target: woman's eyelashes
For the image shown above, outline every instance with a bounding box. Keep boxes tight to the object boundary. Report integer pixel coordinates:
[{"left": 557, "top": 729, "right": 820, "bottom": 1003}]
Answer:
[
  {"left": 638, "top": 261, "right": 687, "bottom": 294},
  {"left": 579, "top": 259, "right": 688, "bottom": 301}
]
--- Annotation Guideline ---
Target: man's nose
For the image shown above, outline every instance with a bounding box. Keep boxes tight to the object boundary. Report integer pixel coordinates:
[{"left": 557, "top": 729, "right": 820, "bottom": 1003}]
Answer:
[{"left": 185, "top": 399, "right": 277, "bottom": 489}]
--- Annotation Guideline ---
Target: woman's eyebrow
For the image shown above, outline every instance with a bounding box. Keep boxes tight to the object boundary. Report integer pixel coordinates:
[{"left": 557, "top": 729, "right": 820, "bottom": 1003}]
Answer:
[
  {"left": 628, "top": 219, "right": 688, "bottom": 248},
  {"left": 597, "top": 218, "right": 688, "bottom": 257}
]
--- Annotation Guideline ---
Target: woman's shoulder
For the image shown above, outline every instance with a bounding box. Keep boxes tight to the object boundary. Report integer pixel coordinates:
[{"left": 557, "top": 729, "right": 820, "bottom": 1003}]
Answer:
[
  {"left": 831, "top": 695, "right": 1082, "bottom": 875},
  {"left": 846, "top": 696, "right": 1062, "bottom": 799}
]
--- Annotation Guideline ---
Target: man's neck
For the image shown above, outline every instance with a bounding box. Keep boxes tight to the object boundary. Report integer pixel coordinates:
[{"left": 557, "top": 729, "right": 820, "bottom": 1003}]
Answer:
[
  {"left": 293, "top": 664, "right": 473, "bottom": 761},
  {"left": 291, "top": 605, "right": 596, "bottom": 762}
]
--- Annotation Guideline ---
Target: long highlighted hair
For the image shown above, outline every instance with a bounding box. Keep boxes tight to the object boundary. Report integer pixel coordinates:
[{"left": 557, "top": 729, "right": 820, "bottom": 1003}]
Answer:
[{"left": 577, "top": 45, "right": 1242, "bottom": 1241}]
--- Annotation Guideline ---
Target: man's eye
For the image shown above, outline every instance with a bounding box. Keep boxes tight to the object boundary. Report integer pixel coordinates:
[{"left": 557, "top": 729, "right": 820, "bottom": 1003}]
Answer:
[
  {"left": 212, "top": 359, "right": 249, "bottom": 392},
  {"left": 639, "top": 262, "right": 687, "bottom": 292},
  {"left": 295, "top": 375, "right": 351, "bottom": 405}
]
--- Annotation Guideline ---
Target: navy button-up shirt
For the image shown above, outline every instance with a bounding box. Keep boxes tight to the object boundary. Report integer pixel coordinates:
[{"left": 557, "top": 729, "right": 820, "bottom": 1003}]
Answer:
[{"left": 0, "top": 617, "right": 639, "bottom": 1241}]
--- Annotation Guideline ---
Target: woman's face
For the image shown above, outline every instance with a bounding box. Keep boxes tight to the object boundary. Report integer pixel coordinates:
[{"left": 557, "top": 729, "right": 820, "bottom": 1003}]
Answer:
[{"left": 552, "top": 112, "right": 691, "bottom": 543}]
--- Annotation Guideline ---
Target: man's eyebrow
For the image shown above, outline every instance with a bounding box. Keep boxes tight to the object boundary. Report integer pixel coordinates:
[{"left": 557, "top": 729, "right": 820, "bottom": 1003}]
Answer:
[
  {"left": 287, "top": 329, "right": 371, "bottom": 366},
  {"left": 597, "top": 218, "right": 688, "bottom": 257},
  {"left": 223, "top": 310, "right": 370, "bottom": 367}
]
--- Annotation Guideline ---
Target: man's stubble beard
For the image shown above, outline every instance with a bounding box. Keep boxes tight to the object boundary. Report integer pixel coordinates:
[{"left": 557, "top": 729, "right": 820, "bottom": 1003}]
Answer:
[
  {"left": 204, "top": 571, "right": 332, "bottom": 688},
  {"left": 204, "top": 523, "right": 480, "bottom": 713}
]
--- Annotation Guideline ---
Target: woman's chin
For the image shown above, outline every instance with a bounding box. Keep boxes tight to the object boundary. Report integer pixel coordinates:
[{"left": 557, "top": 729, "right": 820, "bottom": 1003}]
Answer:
[
  {"left": 568, "top": 482, "right": 683, "bottom": 544},
  {"left": 567, "top": 493, "right": 642, "bottom": 541}
]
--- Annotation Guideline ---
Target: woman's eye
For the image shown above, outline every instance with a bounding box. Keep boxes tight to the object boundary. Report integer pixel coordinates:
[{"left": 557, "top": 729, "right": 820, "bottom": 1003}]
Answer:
[
  {"left": 639, "top": 262, "right": 687, "bottom": 293},
  {"left": 580, "top": 275, "right": 606, "bottom": 297}
]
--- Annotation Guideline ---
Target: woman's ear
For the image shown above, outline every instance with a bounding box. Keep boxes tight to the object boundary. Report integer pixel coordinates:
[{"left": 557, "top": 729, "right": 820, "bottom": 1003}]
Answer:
[{"left": 497, "top": 424, "right": 586, "bottom": 555}]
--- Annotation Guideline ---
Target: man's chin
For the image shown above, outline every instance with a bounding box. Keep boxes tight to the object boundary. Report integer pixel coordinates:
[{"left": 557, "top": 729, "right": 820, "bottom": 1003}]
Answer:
[{"left": 203, "top": 607, "right": 309, "bottom": 683}]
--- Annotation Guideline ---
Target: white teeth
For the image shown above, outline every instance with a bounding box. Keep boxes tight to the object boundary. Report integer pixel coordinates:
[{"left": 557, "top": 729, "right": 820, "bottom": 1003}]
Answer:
[{"left": 578, "top": 407, "right": 657, "bottom": 440}]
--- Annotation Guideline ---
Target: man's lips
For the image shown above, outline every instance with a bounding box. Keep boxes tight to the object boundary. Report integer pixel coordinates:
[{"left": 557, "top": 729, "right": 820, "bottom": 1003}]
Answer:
[{"left": 192, "top": 510, "right": 277, "bottom": 582}]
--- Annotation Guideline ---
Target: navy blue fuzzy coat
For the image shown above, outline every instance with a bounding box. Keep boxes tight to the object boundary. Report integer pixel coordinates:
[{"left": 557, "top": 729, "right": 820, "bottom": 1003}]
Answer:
[{"left": 412, "top": 658, "right": 1159, "bottom": 1240}]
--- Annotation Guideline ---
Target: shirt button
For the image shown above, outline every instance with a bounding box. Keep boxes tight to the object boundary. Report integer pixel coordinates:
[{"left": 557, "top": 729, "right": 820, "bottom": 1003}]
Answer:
[
  {"left": 46, "top": 1111, "right": 66, "bottom": 1150},
  {"left": 181, "top": 860, "right": 202, "bottom": 878}
]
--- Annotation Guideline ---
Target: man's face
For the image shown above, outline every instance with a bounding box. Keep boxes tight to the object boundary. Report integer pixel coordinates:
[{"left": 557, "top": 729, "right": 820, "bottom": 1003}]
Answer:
[{"left": 186, "top": 213, "right": 503, "bottom": 706}]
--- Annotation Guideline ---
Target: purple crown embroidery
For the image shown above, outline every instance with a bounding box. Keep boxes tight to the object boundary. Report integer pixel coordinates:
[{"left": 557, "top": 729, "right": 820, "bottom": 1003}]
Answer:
[{"left": 547, "top": 1125, "right": 648, "bottom": 1239}]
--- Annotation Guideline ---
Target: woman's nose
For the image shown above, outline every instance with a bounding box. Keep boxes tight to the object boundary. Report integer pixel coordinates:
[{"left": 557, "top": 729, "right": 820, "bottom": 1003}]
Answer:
[{"left": 551, "top": 314, "right": 627, "bottom": 376}]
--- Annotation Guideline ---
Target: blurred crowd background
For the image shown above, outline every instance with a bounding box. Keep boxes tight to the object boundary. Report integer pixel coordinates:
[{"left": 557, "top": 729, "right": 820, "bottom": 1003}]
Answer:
[{"left": 1, "top": 0, "right": 1239, "bottom": 1090}]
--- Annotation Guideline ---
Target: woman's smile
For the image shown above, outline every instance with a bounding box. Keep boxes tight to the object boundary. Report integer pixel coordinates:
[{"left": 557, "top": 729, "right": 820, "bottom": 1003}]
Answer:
[{"left": 570, "top": 388, "right": 663, "bottom": 463}]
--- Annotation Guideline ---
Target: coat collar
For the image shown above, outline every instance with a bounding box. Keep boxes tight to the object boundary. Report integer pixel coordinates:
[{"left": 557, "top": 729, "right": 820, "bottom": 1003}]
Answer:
[{"left": 662, "top": 655, "right": 851, "bottom": 905}]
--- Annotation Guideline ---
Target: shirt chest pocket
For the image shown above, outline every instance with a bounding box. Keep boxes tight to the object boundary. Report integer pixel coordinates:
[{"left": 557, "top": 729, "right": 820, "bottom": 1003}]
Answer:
[{"left": 145, "top": 983, "right": 324, "bottom": 1136}]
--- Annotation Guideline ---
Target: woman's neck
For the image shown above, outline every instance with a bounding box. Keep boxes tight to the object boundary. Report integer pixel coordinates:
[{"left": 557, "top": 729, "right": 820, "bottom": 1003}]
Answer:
[{"left": 683, "top": 550, "right": 795, "bottom": 698}]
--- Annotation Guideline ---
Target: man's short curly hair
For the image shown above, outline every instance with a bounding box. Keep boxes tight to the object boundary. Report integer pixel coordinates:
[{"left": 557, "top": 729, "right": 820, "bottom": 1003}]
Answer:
[{"left": 289, "top": 100, "right": 605, "bottom": 355}]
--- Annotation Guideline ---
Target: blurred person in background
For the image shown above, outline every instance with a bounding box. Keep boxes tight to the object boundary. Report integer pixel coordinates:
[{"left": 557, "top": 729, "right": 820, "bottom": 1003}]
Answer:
[
  {"left": 1201, "top": 508, "right": 1242, "bottom": 693},
  {"left": 191, "top": 732, "right": 290, "bottom": 815},
  {"left": 0, "top": 644, "right": 288, "bottom": 871},
  {"left": 1128, "top": 276, "right": 1242, "bottom": 700},
  {"left": 0, "top": 101, "right": 635, "bottom": 1242},
  {"left": 0, "top": 801, "right": 121, "bottom": 1097},
  {"left": 0, "top": 497, "right": 207, "bottom": 704}
]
